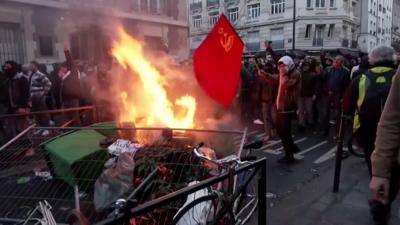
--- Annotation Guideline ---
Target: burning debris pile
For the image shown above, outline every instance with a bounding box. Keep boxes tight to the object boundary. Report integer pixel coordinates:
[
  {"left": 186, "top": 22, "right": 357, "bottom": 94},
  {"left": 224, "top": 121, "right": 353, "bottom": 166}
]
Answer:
[{"left": 92, "top": 125, "right": 211, "bottom": 223}]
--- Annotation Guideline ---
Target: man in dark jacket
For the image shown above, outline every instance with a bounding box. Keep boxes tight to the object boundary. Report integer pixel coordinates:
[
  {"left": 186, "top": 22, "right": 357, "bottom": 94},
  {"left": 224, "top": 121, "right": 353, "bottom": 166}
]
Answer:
[
  {"left": 2, "top": 60, "right": 30, "bottom": 139},
  {"left": 315, "top": 62, "right": 330, "bottom": 136},
  {"left": 298, "top": 61, "right": 316, "bottom": 131},
  {"left": 52, "top": 43, "right": 82, "bottom": 126},
  {"left": 258, "top": 61, "right": 278, "bottom": 142},
  {"left": 240, "top": 61, "right": 254, "bottom": 127},
  {"left": 326, "top": 55, "right": 351, "bottom": 135}
]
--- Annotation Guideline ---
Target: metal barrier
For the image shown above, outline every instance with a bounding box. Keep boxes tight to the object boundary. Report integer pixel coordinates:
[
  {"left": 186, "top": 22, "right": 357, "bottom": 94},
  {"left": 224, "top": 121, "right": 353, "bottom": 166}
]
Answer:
[
  {"left": 0, "top": 125, "right": 266, "bottom": 225},
  {"left": 93, "top": 157, "right": 267, "bottom": 225},
  {"left": 0, "top": 106, "right": 99, "bottom": 146}
]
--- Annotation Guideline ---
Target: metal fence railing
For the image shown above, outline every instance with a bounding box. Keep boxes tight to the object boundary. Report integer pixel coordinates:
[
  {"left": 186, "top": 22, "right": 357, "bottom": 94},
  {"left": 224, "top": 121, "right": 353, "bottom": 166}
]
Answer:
[
  {"left": 0, "top": 125, "right": 267, "bottom": 225},
  {"left": 0, "top": 106, "right": 99, "bottom": 146}
]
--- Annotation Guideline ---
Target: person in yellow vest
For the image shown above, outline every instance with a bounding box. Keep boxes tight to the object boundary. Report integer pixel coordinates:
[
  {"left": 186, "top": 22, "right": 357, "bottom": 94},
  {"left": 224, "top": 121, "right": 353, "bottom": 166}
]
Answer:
[
  {"left": 370, "top": 64, "right": 400, "bottom": 225},
  {"left": 343, "top": 45, "right": 397, "bottom": 225}
]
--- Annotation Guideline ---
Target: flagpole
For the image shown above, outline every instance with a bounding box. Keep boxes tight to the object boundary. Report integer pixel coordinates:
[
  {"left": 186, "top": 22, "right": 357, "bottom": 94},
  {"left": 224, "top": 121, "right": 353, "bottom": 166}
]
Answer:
[{"left": 292, "top": 0, "right": 296, "bottom": 50}]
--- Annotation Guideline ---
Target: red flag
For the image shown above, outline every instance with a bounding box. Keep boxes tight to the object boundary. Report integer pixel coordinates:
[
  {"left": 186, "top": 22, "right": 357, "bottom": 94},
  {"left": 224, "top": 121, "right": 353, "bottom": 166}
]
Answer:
[{"left": 193, "top": 14, "right": 244, "bottom": 107}]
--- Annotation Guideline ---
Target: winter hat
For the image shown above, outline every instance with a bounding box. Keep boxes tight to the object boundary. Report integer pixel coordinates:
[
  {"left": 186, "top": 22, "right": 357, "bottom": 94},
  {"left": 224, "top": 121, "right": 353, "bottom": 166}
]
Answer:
[{"left": 278, "top": 56, "right": 295, "bottom": 70}]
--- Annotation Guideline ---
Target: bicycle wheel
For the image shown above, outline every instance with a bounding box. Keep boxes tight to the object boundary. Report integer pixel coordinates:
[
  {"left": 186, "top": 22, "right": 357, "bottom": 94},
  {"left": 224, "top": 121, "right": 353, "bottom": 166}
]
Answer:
[
  {"left": 173, "top": 193, "right": 234, "bottom": 225},
  {"left": 233, "top": 169, "right": 258, "bottom": 225},
  {"left": 234, "top": 184, "right": 258, "bottom": 225}
]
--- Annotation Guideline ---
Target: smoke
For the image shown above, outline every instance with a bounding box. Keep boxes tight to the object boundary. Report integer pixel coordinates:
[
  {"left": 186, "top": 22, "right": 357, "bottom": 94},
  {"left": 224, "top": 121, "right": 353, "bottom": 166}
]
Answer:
[{"left": 55, "top": 4, "right": 243, "bottom": 134}]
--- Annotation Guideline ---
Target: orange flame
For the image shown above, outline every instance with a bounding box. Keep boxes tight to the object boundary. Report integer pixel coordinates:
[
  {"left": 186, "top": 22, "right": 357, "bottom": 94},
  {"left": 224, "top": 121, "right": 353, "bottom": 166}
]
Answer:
[{"left": 111, "top": 27, "right": 196, "bottom": 128}]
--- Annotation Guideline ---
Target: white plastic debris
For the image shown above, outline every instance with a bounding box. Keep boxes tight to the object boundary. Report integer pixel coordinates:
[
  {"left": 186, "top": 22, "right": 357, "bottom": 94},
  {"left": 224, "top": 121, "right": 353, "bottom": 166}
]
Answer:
[
  {"left": 34, "top": 171, "right": 53, "bottom": 181},
  {"left": 174, "top": 181, "right": 212, "bottom": 225},
  {"left": 107, "top": 139, "right": 143, "bottom": 156},
  {"left": 266, "top": 192, "right": 277, "bottom": 199}
]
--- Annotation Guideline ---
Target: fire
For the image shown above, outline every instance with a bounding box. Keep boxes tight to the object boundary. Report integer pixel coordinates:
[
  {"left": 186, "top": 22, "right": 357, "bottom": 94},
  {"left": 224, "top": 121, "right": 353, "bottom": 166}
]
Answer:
[{"left": 111, "top": 28, "right": 196, "bottom": 128}]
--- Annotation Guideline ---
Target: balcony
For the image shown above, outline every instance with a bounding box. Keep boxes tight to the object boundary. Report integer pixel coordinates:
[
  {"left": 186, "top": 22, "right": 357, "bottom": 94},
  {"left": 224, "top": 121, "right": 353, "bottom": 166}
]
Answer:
[
  {"left": 312, "top": 38, "right": 323, "bottom": 47},
  {"left": 270, "top": 40, "right": 284, "bottom": 50},
  {"left": 224, "top": 0, "right": 239, "bottom": 5},
  {"left": 207, "top": 0, "right": 219, "bottom": 8},
  {"left": 351, "top": 40, "right": 358, "bottom": 49},
  {"left": 342, "top": 39, "right": 349, "bottom": 47},
  {"left": 190, "top": 2, "right": 202, "bottom": 11}
]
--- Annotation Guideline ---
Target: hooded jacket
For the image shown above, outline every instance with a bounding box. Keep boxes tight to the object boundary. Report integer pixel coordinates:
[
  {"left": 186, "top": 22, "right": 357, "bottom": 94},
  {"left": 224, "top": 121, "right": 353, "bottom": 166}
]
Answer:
[{"left": 276, "top": 56, "right": 301, "bottom": 112}]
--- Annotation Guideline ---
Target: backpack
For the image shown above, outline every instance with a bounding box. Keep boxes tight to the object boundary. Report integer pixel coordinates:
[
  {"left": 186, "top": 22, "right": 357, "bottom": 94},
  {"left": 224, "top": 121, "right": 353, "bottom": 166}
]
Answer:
[{"left": 357, "top": 68, "right": 395, "bottom": 127}]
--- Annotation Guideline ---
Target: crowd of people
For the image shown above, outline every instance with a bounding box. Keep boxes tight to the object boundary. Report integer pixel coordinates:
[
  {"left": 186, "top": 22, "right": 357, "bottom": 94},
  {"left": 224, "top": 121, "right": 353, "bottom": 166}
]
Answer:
[
  {"left": 0, "top": 44, "right": 114, "bottom": 145},
  {"left": 1, "top": 38, "right": 400, "bottom": 224},
  {"left": 239, "top": 41, "right": 400, "bottom": 225}
]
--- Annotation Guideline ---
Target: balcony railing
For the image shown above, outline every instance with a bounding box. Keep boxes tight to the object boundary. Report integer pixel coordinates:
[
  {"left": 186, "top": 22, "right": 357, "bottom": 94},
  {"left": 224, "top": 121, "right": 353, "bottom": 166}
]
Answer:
[
  {"left": 270, "top": 40, "right": 284, "bottom": 50},
  {"left": 224, "top": 0, "right": 239, "bottom": 4},
  {"left": 351, "top": 40, "right": 358, "bottom": 49},
  {"left": 207, "top": 0, "right": 219, "bottom": 8},
  {"left": 190, "top": 2, "right": 202, "bottom": 11},
  {"left": 342, "top": 39, "right": 349, "bottom": 47},
  {"left": 312, "top": 38, "right": 323, "bottom": 47}
]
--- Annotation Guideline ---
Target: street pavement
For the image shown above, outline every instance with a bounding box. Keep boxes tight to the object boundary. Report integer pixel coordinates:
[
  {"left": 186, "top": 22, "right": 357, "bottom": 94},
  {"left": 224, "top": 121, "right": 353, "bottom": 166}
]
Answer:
[{"left": 237, "top": 124, "right": 400, "bottom": 225}]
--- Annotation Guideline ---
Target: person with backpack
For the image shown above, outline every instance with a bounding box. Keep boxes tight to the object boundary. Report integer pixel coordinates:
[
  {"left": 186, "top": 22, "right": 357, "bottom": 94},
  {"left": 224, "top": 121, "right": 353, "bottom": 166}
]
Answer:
[
  {"left": 369, "top": 64, "right": 400, "bottom": 225},
  {"left": 343, "top": 45, "right": 397, "bottom": 225}
]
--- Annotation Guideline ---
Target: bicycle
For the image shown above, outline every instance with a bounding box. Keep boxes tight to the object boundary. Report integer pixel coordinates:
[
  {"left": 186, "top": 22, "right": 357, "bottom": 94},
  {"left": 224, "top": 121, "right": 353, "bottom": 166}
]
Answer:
[{"left": 172, "top": 140, "right": 263, "bottom": 225}]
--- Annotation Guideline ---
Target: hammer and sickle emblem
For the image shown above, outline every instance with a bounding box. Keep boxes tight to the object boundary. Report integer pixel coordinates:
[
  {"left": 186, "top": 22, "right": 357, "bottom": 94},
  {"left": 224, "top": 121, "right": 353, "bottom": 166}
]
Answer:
[{"left": 219, "top": 27, "right": 234, "bottom": 52}]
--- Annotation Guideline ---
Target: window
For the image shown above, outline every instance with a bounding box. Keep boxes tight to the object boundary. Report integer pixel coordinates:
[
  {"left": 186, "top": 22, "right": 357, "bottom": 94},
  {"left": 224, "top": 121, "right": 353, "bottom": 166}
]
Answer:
[
  {"left": 246, "top": 30, "right": 260, "bottom": 51},
  {"left": 270, "top": 28, "right": 284, "bottom": 49},
  {"left": 316, "top": 0, "right": 325, "bottom": 8},
  {"left": 307, "top": 0, "right": 312, "bottom": 8},
  {"left": 140, "top": 0, "right": 148, "bottom": 12},
  {"left": 327, "top": 24, "right": 335, "bottom": 38},
  {"left": 344, "top": 0, "right": 349, "bottom": 11},
  {"left": 313, "top": 25, "right": 325, "bottom": 46},
  {"left": 39, "top": 36, "right": 53, "bottom": 57},
  {"left": 149, "top": 0, "right": 159, "bottom": 13},
  {"left": 329, "top": 0, "right": 335, "bottom": 7},
  {"left": 343, "top": 26, "right": 348, "bottom": 39},
  {"left": 209, "top": 12, "right": 219, "bottom": 26},
  {"left": 0, "top": 23, "right": 24, "bottom": 65},
  {"left": 228, "top": 7, "right": 239, "bottom": 22},
  {"left": 190, "top": 0, "right": 202, "bottom": 11},
  {"left": 305, "top": 24, "right": 312, "bottom": 38},
  {"left": 248, "top": 3, "right": 261, "bottom": 18},
  {"left": 193, "top": 15, "right": 201, "bottom": 28},
  {"left": 271, "top": 0, "right": 285, "bottom": 14}
]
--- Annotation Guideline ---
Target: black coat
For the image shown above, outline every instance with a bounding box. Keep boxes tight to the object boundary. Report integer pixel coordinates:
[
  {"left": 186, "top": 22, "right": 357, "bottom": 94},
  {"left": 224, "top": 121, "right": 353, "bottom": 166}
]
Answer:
[{"left": 51, "top": 50, "right": 82, "bottom": 108}]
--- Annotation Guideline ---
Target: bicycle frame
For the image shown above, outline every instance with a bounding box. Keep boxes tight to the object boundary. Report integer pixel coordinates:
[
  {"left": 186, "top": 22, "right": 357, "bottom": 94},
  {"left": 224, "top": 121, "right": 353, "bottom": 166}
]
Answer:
[{"left": 93, "top": 158, "right": 267, "bottom": 225}]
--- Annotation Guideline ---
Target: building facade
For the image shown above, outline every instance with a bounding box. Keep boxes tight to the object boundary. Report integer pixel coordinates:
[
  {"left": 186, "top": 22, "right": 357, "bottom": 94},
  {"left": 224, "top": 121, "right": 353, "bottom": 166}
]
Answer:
[
  {"left": 188, "top": 0, "right": 362, "bottom": 54},
  {"left": 359, "top": 0, "right": 393, "bottom": 52},
  {"left": 392, "top": 0, "right": 400, "bottom": 46},
  {"left": 0, "top": 0, "right": 189, "bottom": 66}
]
